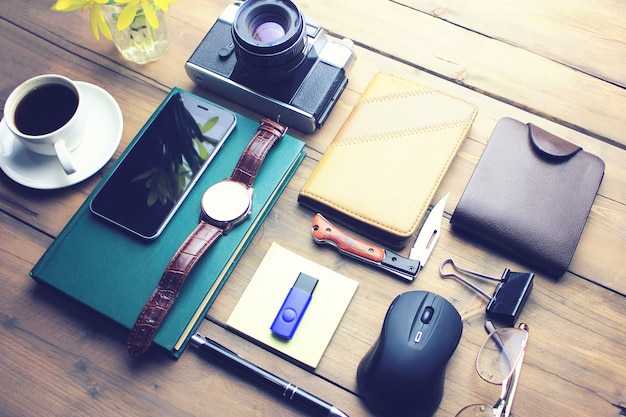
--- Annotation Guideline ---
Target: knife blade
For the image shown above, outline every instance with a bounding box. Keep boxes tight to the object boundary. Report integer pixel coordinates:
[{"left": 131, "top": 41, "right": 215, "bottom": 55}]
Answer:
[
  {"left": 311, "top": 193, "right": 449, "bottom": 282},
  {"left": 409, "top": 192, "right": 448, "bottom": 265}
]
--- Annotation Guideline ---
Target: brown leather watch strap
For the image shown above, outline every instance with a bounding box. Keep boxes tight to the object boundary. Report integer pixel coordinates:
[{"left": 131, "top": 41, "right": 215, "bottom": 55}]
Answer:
[
  {"left": 127, "top": 118, "right": 286, "bottom": 357},
  {"left": 230, "top": 118, "right": 287, "bottom": 187},
  {"left": 127, "top": 221, "right": 222, "bottom": 357}
]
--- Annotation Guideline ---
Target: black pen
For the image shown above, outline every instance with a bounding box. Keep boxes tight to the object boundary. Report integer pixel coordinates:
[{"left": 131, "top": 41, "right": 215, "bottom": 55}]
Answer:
[{"left": 190, "top": 333, "right": 349, "bottom": 417}]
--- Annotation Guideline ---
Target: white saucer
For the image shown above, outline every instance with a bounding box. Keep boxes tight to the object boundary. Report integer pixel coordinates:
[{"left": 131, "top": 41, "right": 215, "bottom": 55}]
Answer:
[{"left": 0, "top": 81, "right": 123, "bottom": 189}]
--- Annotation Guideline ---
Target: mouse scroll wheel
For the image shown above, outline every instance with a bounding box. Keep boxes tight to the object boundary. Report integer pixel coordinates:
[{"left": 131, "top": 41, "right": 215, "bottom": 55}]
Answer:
[{"left": 421, "top": 307, "right": 435, "bottom": 324}]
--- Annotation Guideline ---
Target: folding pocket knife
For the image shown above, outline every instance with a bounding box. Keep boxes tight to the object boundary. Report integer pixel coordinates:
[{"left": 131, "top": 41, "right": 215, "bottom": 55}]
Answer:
[{"left": 311, "top": 193, "right": 449, "bottom": 282}]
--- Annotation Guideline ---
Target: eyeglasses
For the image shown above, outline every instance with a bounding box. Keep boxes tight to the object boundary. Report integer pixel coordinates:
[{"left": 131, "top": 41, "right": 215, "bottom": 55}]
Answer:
[{"left": 456, "top": 321, "right": 529, "bottom": 417}]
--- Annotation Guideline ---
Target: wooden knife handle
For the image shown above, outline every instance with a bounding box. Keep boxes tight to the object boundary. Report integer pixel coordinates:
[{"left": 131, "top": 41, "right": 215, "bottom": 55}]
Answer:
[{"left": 311, "top": 213, "right": 385, "bottom": 263}]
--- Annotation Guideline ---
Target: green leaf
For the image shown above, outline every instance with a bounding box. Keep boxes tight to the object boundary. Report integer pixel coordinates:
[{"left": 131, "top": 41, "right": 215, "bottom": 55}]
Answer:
[
  {"left": 200, "top": 116, "right": 218, "bottom": 134},
  {"left": 131, "top": 167, "right": 157, "bottom": 182},
  {"left": 193, "top": 137, "right": 209, "bottom": 160},
  {"left": 147, "top": 189, "right": 158, "bottom": 206}
]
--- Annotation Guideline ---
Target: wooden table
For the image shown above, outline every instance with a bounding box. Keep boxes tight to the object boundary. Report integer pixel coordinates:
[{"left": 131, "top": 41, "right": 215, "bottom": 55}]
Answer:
[{"left": 1, "top": 1, "right": 624, "bottom": 416}]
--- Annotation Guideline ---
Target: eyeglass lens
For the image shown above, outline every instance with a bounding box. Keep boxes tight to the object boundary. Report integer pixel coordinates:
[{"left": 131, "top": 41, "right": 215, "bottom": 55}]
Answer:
[{"left": 476, "top": 328, "right": 527, "bottom": 384}]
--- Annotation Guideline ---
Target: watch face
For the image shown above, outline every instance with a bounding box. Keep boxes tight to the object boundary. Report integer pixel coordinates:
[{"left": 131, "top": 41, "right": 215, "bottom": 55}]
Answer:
[{"left": 201, "top": 180, "right": 252, "bottom": 223}]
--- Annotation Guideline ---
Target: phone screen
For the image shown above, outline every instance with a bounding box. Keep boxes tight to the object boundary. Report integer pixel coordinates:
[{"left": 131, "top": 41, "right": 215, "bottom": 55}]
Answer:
[{"left": 90, "top": 91, "right": 236, "bottom": 239}]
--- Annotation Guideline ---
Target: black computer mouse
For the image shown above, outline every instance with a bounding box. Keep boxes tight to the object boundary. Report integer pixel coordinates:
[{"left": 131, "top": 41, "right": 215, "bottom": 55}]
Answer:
[{"left": 357, "top": 291, "right": 463, "bottom": 417}]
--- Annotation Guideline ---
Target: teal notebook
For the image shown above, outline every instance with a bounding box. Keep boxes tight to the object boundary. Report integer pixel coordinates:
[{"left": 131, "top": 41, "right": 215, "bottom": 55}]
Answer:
[{"left": 30, "top": 89, "right": 306, "bottom": 358}]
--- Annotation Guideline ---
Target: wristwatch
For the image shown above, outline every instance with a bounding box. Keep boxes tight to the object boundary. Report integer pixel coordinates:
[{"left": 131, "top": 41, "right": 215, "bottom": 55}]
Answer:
[{"left": 127, "top": 118, "right": 287, "bottom": 357}]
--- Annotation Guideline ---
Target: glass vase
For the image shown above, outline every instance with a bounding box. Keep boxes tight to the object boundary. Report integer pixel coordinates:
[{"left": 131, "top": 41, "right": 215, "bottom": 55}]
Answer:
[{"left": 101, "top": 4, "right": 170, "bottom": 64}]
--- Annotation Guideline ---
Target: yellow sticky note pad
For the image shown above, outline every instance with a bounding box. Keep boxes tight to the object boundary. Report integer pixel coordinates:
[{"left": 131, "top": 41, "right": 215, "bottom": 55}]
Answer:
[{"left": 227, "top": 242, "right": 358, "bottom": 368}]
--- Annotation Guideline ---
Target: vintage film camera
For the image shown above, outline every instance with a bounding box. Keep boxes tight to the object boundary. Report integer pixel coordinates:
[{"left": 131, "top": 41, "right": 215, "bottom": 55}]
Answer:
[{"left": 185, "top": 0, "right": 356, "bottom": 132}]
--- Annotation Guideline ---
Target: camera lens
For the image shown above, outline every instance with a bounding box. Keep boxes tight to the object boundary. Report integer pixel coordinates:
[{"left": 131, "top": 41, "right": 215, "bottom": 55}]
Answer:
[
  {"left": 251, "top": 20, "right": 285, "bottom": 42},
  {"left": 232, "top": 0, "right": 307, "bottom": 77}
]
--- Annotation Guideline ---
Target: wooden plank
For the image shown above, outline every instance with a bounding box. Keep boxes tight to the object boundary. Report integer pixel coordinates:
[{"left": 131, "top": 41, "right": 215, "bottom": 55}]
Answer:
[
  {"left": 6, "top": 0, "right": 626, "bottom": 145},
  {"left": 396, "top": 0, "right": 626, "bottom": 88},
  {"left": 1, "top": 17, "right": 623, "bottom": 292},
  {"left": 0, "top": 2, "right": 624, "bottom": 416},
  {"left": 0, "top": 211, "right": 368, "bottom": 416},
  {"left": 295, "top": 0, "right": 626, "bottom": 146},
  {"left": 0, "top": 17, "right": 169, "bottom": 235},
  {"left": 2, "top": 194, "right": 623, "bottom": 417},
  {"left": 207, "top": 202, "right": 626, "bottom": 417},
  {"left": 314, "top": 45, "right": 626, "bottom": 292}
]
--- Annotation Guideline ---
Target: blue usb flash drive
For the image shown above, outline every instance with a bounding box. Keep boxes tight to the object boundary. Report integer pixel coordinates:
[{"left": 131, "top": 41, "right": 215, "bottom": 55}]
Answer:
[{"left": 270, "top": 272, "right": 318, "bottom": 340}]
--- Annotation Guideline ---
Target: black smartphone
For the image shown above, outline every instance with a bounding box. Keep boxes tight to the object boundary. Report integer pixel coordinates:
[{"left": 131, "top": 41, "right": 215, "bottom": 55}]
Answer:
[{"left": 90, "top": 90, "right": 236, "bottom": 240}]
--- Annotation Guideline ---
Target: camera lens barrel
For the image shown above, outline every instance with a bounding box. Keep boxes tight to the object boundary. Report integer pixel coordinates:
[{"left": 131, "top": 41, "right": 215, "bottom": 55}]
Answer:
[{"left": 232, "top": 0, "right": 307, "bottom": 77}]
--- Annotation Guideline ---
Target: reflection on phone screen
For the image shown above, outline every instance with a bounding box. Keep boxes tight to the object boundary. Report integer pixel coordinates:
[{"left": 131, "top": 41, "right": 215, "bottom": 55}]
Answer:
[{"left": 90, "top": 91, "right": 236, "bottom": 239}]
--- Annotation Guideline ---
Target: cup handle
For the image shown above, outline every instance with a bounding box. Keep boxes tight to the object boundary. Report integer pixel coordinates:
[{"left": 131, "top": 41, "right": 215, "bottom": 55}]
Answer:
[{"left": 54, "top": 140, "right": 77, "bottom": 175}]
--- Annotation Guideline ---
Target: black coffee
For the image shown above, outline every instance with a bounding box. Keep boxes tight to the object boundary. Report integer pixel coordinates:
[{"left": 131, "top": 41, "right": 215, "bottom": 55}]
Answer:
[{"left": 14, "top": 83, "right": 79, "bottom": 136}]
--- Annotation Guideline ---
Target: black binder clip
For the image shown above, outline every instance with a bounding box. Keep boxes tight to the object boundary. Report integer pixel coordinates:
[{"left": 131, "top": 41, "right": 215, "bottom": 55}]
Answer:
[{"left": 439, "top": 258, "right": 533, "bottom": 326}]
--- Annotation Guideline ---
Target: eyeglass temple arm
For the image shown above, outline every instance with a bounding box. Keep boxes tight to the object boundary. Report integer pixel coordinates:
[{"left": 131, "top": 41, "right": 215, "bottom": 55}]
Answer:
[
  {"left": 485, "top": 321, "right": 514, "bottom": 371},
  {"left": 484, "top": 321, "right": 528, "bottom": 417},
  {"left": 484, "top": 321, "right": 509, "bottom": 416},
  {"left": 503, "top": 324, "right": 528, "bottom": 417},
  {"left": 488, "top": 352, "right": 522, "bottom": 417},
  {"left": 501, "top": 322, "right": 529, "bottom": 417}
]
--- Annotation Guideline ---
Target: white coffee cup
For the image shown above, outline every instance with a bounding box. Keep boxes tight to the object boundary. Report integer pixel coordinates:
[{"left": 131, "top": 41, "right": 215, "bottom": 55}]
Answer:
[{"left": 4, "top": 74, "right": 85, "bottom": 175}]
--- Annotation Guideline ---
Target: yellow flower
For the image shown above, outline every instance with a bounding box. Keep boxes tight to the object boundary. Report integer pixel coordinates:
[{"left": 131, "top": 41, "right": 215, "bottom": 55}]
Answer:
[
  {"left": 113, "top": 1, "right": 151, "bottom": 31},
  {"left": 51, "top": 0, "right": 177, "bottom": 39},
  {"left": 113, "top": 0, "right": 178, "bottom": 30},
  {"left": 52, "top": 0, "right": 112, "bottom": 41}
]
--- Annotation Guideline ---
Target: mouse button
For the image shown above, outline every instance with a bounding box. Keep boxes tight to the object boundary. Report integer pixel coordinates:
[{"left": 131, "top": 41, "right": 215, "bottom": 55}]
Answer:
[
  {"left": 414, "top": 296, "right": 445, "bottom": 336},
  {"left": 387, "top": 293, "right": 423, "bottom": 338},
  {"left": 404, "top": 293, "right": 439, "bottom": 347},
  {"left": 422, "top": 290, "right": 437, "bottom": 304},
  {"left": 421, "top": 306, "right": 435, "bottom": 323},
  {"left": 430, "top": 303, "right": 463, "bottom": 358},
  {"left": 387, "top": 291, "right": 416, "bottom": 318},
  {"left": 423, "top": 297, "right": 461, "bottom": 334},
  {"left": 409, "top": 306, "right": 435, "bottom": 346}
]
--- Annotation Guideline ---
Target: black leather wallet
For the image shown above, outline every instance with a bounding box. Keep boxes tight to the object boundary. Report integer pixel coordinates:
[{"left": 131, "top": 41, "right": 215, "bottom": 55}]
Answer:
[{"left": 451, "top": 117, "right": 605, "bottom": 277}]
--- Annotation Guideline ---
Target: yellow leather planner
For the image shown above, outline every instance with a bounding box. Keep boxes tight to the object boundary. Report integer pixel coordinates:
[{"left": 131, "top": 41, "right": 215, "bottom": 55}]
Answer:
[{"left": 298, "top": 72, "right": 478, "bottom": 247}]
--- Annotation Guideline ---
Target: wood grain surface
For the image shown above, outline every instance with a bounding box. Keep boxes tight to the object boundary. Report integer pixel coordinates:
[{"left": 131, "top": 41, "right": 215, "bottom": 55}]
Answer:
[{"left": 0, "top": 1, "right": 624, "bottom": 416}]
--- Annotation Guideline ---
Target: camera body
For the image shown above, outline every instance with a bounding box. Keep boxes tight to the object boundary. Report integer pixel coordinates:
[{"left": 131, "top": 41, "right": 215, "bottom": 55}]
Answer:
[{"left": 185, "top": 1, "right": 355, "bottom": 132}]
